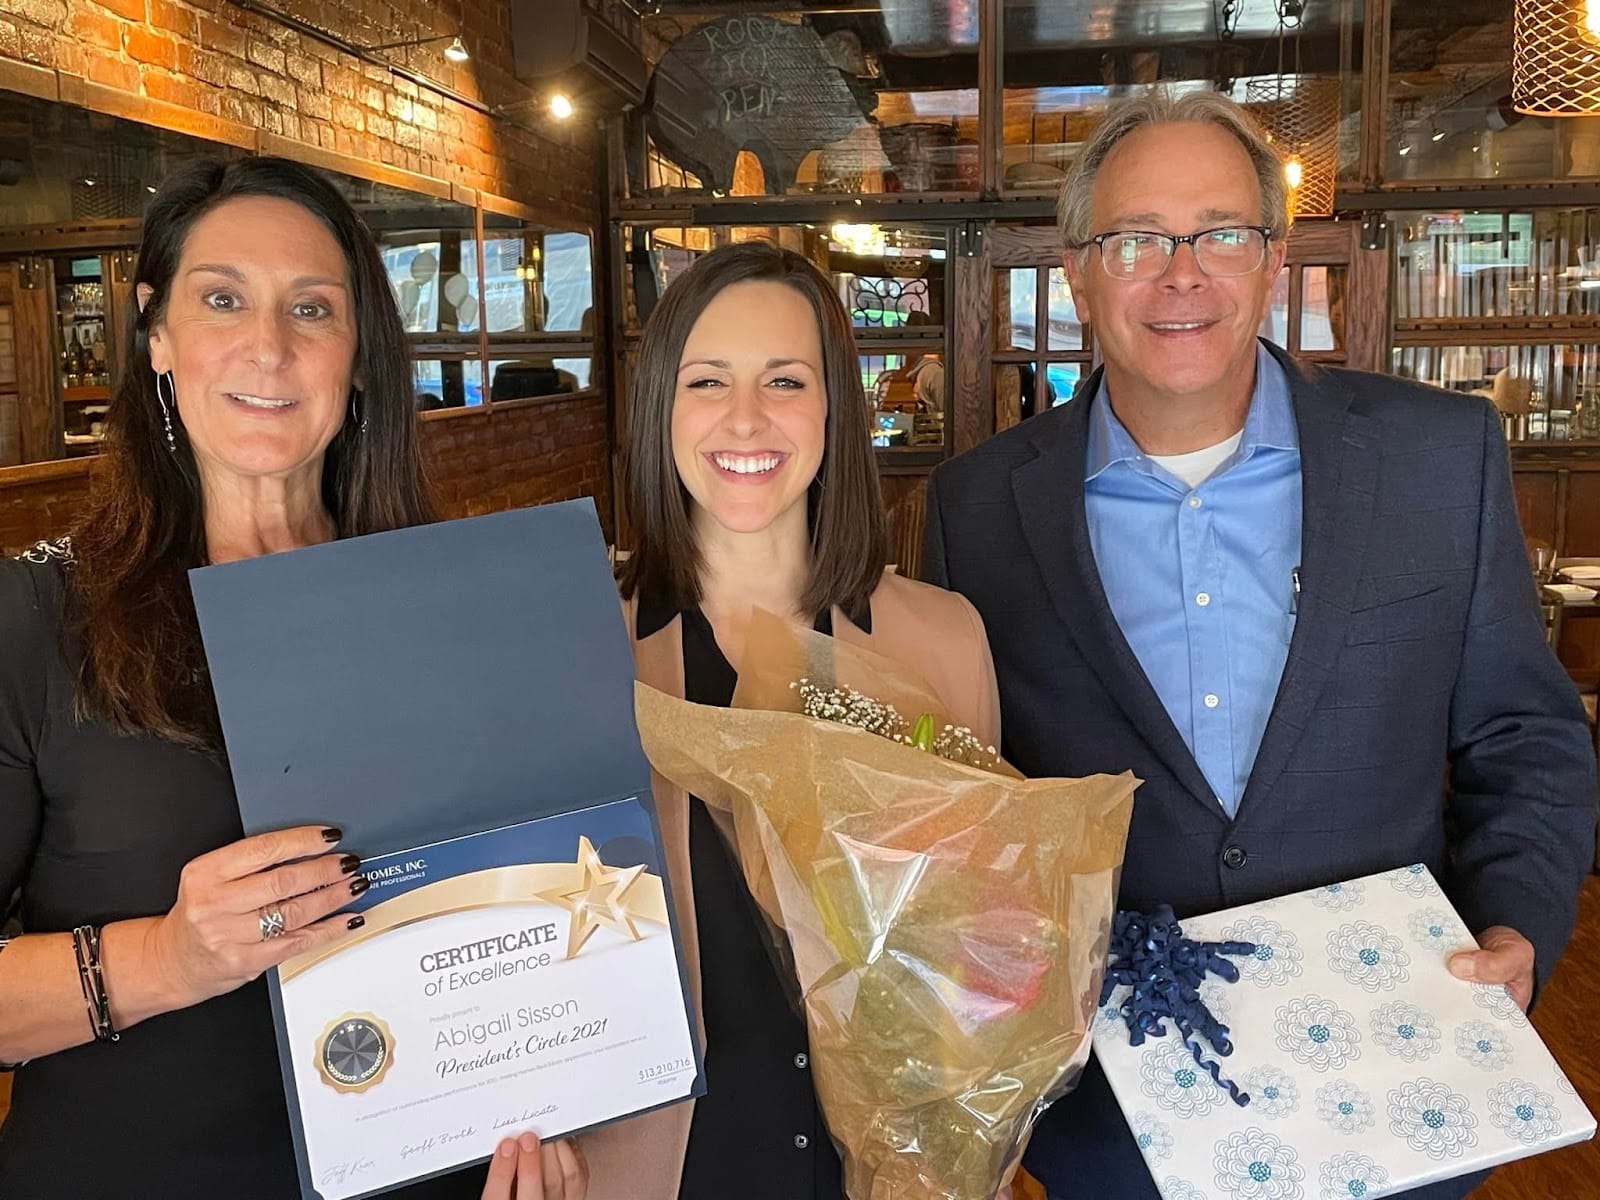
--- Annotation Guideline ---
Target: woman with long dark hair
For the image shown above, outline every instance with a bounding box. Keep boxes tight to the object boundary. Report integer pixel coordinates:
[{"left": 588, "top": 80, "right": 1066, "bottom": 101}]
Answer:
[
  {"left": 581, "top": 241, "right": 1001, "bottom": 1199},
  {"left": 0, "top": 157, "right": 581, "bottom": 1200}
]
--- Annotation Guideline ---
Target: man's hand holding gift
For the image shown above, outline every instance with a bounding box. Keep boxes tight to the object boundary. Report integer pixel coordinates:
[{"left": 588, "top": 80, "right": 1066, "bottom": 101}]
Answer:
[{"left": 1449, "top": 925, "right": 1537, "bottom": 1012}]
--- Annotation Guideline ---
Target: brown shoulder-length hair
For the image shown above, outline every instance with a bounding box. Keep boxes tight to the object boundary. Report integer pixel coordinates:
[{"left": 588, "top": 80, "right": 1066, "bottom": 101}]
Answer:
[
  {"left": 68, "top": 156, "right": 435, "bottom": 749},
  {"left": 619, "top": 240, "right": 888, "bottom": 618}
]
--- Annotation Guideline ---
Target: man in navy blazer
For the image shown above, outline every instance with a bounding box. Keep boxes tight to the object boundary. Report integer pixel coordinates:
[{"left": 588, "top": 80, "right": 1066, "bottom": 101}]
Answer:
[{"left": 923, "top": 91, "right": 1596, "bottom": 1200}]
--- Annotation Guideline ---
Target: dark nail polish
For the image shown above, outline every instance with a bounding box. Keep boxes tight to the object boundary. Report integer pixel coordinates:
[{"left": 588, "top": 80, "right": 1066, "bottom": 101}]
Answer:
[
  {"left": 350, "top": 876, "right": 370, "bottom": 897},
  {"left": 321, "top": 827, "right": 342, "bottom": 843},
  {"left": 347, "top": 915, "right": 365, "bottom": 930},
  {"left": 339, "top": 854, "right": 361, "bottom": 875}
]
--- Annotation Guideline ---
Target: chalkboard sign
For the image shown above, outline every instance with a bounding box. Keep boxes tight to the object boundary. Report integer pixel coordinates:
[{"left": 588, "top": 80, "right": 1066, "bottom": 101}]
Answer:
[{"left": 646, "top": 14, "right": 871, "bottom": 194}]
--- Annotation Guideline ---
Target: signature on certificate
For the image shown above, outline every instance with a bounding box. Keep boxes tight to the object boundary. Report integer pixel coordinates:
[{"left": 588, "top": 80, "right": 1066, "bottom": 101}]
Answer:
[
  {"left": 493, "top": 1103, "right": 559, "bottom": 1131},
  {"left": 319, "top": 1157, "right": 377, "bottom": 1187},
  {"left": 400, "top": 1126, "right": 479, "bottom": 1161}
]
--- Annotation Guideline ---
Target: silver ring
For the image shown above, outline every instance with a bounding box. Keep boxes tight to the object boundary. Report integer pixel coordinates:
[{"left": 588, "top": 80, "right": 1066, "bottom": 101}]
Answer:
[{"left": 258, "top": 905, "right": 287, "bottom": 941}]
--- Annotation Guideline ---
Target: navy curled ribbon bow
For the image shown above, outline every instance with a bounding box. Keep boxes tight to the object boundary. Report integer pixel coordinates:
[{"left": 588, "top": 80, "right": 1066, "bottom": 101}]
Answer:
[{"left": 1100, "top": 906, "right": 1258, "bottom": 1106}]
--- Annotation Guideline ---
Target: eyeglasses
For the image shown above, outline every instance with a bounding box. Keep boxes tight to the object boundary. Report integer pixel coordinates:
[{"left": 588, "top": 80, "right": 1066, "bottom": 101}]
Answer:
[{"left": 1076, "top": 225, "right": 1275, "bottom": 281}]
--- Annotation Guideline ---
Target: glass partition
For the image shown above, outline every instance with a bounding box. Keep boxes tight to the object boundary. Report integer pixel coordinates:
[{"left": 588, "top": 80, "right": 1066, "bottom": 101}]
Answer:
[
  {"left": 633, "top": 2, "right": 979, "bottom": 199},
  {"left": 1004, "top": 0, "right": 1365, "bottom": 204},
  {"left": 0, "top": 84, "right": 600, "bottom": 469},
  {"left": 330, "top": 176, "right": 598, "bottom": 412},
  {"left": 1393, "top": 341, "right": 1600, "bottom": 441},
  {"left": 0, "top": 92, "right": 248, "bottom": 465},
  {"left": 621, "top": 221, "right": 951, "bottom": 456},
  {"left": 1391, "top": 208, "right": 1600, "bottom": 319},
  {"left": 1383, "top": 0, "right": 1600, "bottom": 182}
]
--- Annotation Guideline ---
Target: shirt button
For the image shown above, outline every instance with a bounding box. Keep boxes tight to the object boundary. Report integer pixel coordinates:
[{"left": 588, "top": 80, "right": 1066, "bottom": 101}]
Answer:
[
  {"left": 1196, "top": 592, "right": 1211, "bottom": 607},
  {"left": 1204, "top": 693, "right": 1220, "bottom": 708},
  {"left": 794, "top": 1053, "right": 809, "bottom": 1069},
  {"left": 1223, "top": 845, "right": 1247, "bottom": 870},
  {"left": 1188, "top": 495, "right": 1202, "bottom": 509},
  {"left": 794, "top": 1134, "right": 810, "bottom": 1149}
]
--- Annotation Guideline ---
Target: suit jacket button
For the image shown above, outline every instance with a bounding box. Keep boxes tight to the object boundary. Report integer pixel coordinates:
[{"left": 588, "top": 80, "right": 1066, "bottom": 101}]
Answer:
[{"left": 1223, "top": 845, "right": 1247, "bottom": 870}]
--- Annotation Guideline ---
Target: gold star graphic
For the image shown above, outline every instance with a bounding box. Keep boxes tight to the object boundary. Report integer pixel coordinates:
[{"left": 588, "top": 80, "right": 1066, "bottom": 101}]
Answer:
[{"left": 536, "top": 836, "right": 649, "bottom": 958}]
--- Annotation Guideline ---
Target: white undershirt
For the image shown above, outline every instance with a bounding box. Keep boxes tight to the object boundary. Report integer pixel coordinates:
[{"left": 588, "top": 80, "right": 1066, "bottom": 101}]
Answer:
[{"left": 1147, "top": 430, "right": 1245, "bottom": 489}]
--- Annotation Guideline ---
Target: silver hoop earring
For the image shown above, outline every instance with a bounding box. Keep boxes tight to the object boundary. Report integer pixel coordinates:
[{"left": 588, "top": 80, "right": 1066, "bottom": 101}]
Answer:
[
  {"left": 155, "top": 371, "right": 177, "bottom": 453},
  {"left": 350, "top": 388, "right": 368, "bottom": 433}
]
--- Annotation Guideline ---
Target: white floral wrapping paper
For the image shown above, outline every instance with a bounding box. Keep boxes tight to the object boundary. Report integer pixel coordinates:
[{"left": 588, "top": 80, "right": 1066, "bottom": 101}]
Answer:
[{"left": 1091, "top": 865, "right": 1595, "bottom": 1200}]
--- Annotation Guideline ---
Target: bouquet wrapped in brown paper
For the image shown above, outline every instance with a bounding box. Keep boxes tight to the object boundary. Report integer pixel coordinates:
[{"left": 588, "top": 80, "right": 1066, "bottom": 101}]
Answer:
[{"left": 634, "top": 609, "right": 1138, "bottom": 1200}]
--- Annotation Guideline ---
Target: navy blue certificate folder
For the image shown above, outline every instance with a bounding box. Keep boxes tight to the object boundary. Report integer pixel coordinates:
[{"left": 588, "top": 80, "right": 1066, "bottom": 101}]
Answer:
[
  {"left": 189, "top": 499, "right": 703, "bottom": 1199},
  {"left": 190, "top": 499, "right": 647, "bottom": 854}
]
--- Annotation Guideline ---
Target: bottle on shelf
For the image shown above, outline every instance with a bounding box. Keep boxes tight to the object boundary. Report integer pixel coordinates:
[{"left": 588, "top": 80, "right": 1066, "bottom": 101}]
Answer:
[{"left": 90, "top": 326, "right": 107, "bottom": 385}]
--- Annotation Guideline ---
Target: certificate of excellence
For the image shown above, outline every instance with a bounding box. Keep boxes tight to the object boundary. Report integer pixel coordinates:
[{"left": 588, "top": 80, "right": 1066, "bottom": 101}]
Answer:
[
  {"left": 279, "top": 798, "right": 698, "bottom": 1199},
  {"left": 188, "top": 501, "right": 705, "bottom": 1200}
]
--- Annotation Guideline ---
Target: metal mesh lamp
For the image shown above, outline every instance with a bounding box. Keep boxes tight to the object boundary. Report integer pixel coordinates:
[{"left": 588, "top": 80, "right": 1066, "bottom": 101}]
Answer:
[
  {"left": 1513, "top": 0, "right": 1600, "bottom": 115},
  {"left": 1246, "top": 75, "right": 1340, "bottom": 218}
]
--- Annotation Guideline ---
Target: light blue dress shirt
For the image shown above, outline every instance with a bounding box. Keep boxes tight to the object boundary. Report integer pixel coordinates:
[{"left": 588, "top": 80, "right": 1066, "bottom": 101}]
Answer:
[{"left": 1084, "top": 344, "right": 1303, "bottom": 817}]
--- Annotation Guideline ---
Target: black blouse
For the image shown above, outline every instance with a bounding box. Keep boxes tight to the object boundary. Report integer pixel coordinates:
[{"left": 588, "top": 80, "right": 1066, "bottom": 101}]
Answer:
[
  {"left": 0, "top": 546, "right": 479, "bottom": 1200},
  {"left": 636, "top": 597, "right": 867, "bottom": 1200}
]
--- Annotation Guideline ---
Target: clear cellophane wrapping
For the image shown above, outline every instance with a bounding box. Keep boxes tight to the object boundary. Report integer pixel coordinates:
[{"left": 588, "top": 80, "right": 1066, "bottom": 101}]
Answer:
[{"left": 635, "top": 610, "right": 1137, "bottom": 1199}]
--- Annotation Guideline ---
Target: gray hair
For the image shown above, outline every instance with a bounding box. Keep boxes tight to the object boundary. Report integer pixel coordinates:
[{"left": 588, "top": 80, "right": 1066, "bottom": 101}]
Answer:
[{"left": 1057, "top": 90, "right": 1291, "bottom": 252}]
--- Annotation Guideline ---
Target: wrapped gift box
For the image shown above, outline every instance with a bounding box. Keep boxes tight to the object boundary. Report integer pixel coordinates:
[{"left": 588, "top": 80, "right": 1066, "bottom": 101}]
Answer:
[{"left": 1092, "top": 865, "right": 1594, "bottom": 1200}]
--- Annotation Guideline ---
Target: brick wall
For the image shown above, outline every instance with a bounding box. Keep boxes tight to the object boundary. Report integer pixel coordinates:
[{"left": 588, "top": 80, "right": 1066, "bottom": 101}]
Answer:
[
  {"left": 0, "top": 396, "right": 614, "bottom": 554},
  {"left": 0, "top": 0, "right": 615, "bottom": 552},
  {"left": 429, "top": 397, "right": 614, "bottom": 542},
  {"left": 0, "top": 0, "right": 598, "bottom": 223}
]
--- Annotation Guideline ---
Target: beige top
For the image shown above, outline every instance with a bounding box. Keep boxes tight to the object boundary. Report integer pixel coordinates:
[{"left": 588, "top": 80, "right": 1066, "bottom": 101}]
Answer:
[{"left": 580, "top": 570, "right": 1001, "bottom": 1199}]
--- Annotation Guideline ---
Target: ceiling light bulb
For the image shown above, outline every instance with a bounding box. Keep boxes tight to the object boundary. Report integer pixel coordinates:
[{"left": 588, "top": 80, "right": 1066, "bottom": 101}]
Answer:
[
  {"left": 1283, "top": 155, "right": 1304, "bottom": 190},
  {"left": 550, "top": 93, "right": 575, "bottom": 120},
  {"left": 444, "top": 36, "right": 469, "bottom": 64},
  {"left": 1431, "top": 126, "right": 1446, "bottom": 142}
]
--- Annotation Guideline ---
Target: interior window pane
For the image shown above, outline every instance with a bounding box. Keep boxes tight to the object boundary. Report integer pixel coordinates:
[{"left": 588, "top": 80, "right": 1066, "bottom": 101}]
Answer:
[
  {"left": 1299, "top": 266, "right": 1345, "bottom": 352},
  {"left": 412, "top": 358, "right": 484, "bottom": 410},
  {"left": 1006, "top": 268, "right": 1037, "bottom": 351},
  {"left": 1045, "top": 267, "right": 1081, "bottom": 350},
  {"left": 1259, "top": 266, "right": 1290, "bottom": 348},
  {"left": 489, "top": 358, "right": 584, "bottom": 402}
]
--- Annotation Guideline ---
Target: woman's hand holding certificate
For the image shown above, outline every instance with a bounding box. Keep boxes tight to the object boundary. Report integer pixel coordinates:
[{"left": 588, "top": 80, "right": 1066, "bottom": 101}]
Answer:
[{"left": 144, "top": 824, "right": 366, "bottom": 1008}]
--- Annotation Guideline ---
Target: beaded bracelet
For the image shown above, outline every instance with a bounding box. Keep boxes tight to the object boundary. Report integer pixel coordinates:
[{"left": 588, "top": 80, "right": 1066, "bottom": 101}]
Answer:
[{"left": 70, "top": 925, "right": 119, "bottom": 1044}]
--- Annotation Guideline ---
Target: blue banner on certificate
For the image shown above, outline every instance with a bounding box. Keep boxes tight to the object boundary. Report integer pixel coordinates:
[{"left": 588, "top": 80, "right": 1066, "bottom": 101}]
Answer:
[
  {"left": 189, "top": 500, "right": 704, "bottom": 1200},
  {"left": 280, "top": 799, "right": 697, "bottom": 1199}
]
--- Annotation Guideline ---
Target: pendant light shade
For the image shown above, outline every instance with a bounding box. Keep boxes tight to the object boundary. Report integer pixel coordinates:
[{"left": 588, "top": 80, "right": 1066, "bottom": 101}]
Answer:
[
  {"left": 1246, "top": 75, "right": 1340, "bottom": 218},
  {"left": 1512, "top": 0, "right": 1600, "bottom": 116}
]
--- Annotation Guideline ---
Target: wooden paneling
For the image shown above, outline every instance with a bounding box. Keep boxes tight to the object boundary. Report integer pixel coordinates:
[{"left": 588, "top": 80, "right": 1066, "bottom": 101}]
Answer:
[
  {"left": 11, "top": 264, "right": 55, "bottom": 465},
  {"left": 953, "top": 235, "right": 995, "bottom": 455},
  {"left": 881, "top": 472, "right": 931, "bottom": 580},
  {"left": 1512, "top": 469, "right": 1561, "bottom": 548},
  {"left": 1509, "top": 457, "right": 1600, "bottom": 558},
  {"left": 1564, "top": 471, "right": 1600, "bottom": 557},
  {"left": 1344, "top": 237, "right": 1390, "bottom": 374},
  {"left": 990, "top": 226, "right": 1064, "bottom": 268}
]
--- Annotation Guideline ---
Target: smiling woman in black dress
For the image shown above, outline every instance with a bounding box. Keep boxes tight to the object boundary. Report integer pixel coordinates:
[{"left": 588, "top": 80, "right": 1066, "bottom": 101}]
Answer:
[
  {"left": 577, "top": 243, "right": 1002, "bottom": 1199},
  {"left": 0, "top": 157, "right": 581, "bottom": 1200}
]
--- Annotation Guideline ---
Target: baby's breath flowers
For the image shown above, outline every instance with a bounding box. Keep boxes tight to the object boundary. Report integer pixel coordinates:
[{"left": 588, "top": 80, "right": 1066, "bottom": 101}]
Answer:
[{"left": 791, "top": 678, "right": 1000, "bottom": 771}]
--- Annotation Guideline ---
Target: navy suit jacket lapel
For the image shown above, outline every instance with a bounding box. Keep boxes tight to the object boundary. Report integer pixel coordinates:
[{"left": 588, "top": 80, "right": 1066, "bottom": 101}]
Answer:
[
  {"left": 1235, "top": 346, "right": 1379, "bottom": 823},
  {"left": 1009, "top": 369, "right": 1226, "bottom": 823}
]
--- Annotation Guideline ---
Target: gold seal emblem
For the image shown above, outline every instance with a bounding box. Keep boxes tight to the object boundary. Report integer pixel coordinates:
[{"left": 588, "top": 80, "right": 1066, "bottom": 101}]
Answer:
[{"left": 315, "top": 1013, "right": 395, "bottom": 1094}]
